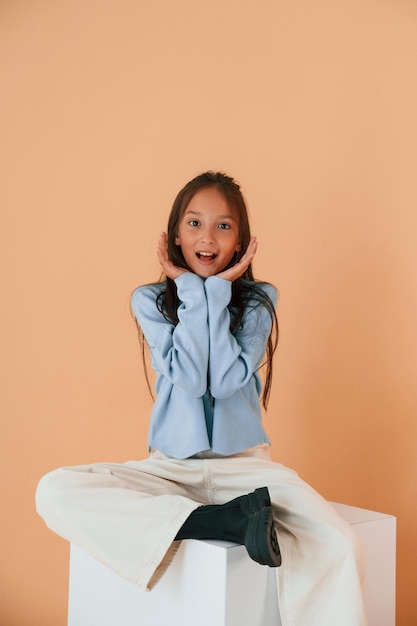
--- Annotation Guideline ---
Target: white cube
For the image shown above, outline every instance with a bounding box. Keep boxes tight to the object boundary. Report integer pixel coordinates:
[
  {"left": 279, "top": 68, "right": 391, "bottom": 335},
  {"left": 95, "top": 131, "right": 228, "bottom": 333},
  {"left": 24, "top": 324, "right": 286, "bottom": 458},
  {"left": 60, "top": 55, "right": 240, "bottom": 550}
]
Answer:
[{"left": 68, "top": 503, "right": 396, "bottom": 626}]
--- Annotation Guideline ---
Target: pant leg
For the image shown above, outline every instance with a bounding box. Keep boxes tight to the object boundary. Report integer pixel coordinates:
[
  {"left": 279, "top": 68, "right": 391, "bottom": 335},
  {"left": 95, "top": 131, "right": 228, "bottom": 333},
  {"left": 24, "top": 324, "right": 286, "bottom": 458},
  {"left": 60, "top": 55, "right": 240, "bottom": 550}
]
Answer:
[
  {"left": 35, "top": 454, "right": 212, "bottom": 590},
  {"left": 206, "top": 448, "right": 368, "bottom": 626}
]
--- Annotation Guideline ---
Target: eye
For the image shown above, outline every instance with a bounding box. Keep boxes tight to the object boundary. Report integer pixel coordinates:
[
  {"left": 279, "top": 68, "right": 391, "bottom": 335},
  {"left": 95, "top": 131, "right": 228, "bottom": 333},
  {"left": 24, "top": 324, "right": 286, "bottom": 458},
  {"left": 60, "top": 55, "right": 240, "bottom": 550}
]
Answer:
[
  {"left": 188, "top": 219, "right": 200, "bottom": 227},
  {"left": 218, "top": 222, "right": 231, "bottom": 230}
]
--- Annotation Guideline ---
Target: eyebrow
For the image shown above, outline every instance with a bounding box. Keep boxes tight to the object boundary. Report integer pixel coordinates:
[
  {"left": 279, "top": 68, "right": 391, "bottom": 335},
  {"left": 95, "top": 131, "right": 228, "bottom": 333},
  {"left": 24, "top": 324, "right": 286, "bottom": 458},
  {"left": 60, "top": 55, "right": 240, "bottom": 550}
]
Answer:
[{"left": 184, "top": 210, "right": 236, "bottom": 221}]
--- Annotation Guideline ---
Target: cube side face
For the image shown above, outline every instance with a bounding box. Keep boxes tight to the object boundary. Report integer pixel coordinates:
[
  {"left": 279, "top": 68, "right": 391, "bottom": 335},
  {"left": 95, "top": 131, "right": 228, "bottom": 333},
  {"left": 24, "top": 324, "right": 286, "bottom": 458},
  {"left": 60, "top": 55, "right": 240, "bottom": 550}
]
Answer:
[
  {"left": 355, "top": 517, "right": 397, "bottom": 626},
  {"left": 225, "top": 545, "right": 281, "bottom": 626},
  {"left": 68, "top": 541, "right": 229, "bottom": 626},
  {"left": 68, "top": 545, "right": 132, "bottom": 626}
]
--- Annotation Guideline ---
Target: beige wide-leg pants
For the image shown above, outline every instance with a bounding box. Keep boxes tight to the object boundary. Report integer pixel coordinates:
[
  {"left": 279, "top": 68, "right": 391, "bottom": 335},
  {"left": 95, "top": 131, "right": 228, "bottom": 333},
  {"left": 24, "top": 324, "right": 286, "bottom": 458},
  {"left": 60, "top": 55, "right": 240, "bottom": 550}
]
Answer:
[{"left": 36, "top": 446, "right": 368, "bottom": 626}]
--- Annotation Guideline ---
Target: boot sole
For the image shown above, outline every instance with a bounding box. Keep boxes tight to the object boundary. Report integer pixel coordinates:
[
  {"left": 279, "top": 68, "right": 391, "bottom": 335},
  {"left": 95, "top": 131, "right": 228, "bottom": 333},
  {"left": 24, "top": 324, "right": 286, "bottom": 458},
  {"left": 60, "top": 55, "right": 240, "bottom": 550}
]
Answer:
[{"left": 245, "top": 506, "right": 282, "bottom": 567}]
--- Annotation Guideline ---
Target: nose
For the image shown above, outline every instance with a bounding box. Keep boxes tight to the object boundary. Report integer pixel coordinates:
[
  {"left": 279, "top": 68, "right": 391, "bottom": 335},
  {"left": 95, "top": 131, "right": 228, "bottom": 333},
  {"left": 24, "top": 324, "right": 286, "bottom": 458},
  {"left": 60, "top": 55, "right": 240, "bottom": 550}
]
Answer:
[{"left": 200, "top": 225, "right": 215, "bottom": 244}]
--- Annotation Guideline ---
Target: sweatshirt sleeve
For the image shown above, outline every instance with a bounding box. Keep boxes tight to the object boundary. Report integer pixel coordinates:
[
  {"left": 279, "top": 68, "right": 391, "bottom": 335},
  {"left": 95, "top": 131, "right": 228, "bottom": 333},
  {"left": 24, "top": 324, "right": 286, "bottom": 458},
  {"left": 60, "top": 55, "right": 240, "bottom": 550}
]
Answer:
[
  {"left": 131, "top": 273, "right": 209, "bottom": 397},
  {"left": 204, "top": 276, "right": 276, "bottom": 399}
]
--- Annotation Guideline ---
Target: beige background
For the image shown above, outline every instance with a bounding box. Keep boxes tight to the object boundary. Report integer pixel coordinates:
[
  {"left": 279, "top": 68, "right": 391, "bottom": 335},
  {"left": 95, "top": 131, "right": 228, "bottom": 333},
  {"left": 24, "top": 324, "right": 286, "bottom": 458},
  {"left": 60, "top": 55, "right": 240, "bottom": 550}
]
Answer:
[{"left": 1, "top": 1, "right": 416, "bottom": 624}]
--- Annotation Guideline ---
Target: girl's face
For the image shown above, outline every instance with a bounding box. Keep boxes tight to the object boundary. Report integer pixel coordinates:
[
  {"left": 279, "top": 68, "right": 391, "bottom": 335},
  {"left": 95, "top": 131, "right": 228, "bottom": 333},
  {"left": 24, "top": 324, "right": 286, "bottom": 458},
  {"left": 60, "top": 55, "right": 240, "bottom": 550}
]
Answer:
[{"left": 175, "top": 186, "right": 241, "bottom": 278}]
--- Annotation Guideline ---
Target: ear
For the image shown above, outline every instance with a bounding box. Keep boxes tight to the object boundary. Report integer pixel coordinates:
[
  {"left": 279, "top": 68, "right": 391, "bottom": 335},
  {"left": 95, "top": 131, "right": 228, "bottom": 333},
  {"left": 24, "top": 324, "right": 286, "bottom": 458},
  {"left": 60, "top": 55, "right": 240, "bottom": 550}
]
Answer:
[
  {"left": 175, "top": 234, "right": 181, "bottom": 245},
  {"left": 236, "top": 242, "right": 241, "bottom": 251}
]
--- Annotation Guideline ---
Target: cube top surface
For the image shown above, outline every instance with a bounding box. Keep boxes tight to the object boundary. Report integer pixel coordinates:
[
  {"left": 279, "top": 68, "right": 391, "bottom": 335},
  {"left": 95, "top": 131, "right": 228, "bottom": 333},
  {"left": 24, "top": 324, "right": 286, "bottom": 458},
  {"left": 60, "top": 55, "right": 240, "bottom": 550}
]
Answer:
[{"left": 331, "top": 502, "right": 395, "bottom": 525}]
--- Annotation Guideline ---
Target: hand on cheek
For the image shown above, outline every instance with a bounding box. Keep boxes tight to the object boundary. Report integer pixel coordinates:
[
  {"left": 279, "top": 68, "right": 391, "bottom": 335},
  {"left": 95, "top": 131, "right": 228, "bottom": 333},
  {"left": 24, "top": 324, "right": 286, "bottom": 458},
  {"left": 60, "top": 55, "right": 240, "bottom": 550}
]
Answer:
[
  {"left": 156, "top": 232, "right": 188, "bottom": 280},
  {"left": 216, "top": 237, "right": 258, "bottom": 282}
]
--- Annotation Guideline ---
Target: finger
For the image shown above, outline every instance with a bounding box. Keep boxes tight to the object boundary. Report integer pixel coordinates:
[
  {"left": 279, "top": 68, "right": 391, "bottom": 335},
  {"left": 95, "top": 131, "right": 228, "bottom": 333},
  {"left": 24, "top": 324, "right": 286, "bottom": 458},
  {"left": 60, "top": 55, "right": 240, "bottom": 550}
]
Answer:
[
  {"left": 246, "top": 236, "right": 258, "bottom": 256},
  {"left": 157, "top": 232, "right": 168, "bottom": 252},
  {"left": 157, "top": 233, "right": 169, "bottom": 263},
  {"left": 239, "top": 237, "right": 258, "bottom": 265}
]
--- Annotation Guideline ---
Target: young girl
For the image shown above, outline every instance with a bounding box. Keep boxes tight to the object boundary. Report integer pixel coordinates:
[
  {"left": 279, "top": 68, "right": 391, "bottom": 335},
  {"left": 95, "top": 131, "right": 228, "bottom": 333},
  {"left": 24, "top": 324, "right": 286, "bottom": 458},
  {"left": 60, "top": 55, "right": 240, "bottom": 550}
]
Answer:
[{"left": 36, "top": 172, "right": 368, "bottom": 625}]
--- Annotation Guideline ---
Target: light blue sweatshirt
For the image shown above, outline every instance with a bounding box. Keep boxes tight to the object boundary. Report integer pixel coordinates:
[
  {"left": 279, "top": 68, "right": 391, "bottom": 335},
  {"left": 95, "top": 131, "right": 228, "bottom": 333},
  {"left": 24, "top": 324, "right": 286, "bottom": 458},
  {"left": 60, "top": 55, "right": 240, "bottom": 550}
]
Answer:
[{"left": 131, "top": 272, "right": 276, "bottom": 460}]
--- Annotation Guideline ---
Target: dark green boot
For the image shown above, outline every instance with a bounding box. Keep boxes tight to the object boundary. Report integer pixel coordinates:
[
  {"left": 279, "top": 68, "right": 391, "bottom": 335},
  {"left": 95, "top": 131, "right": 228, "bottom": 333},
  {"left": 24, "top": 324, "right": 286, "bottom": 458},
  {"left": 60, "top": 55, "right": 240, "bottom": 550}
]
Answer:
[{"left": 176, "top": 487, "right": 281, "bottom": 567}]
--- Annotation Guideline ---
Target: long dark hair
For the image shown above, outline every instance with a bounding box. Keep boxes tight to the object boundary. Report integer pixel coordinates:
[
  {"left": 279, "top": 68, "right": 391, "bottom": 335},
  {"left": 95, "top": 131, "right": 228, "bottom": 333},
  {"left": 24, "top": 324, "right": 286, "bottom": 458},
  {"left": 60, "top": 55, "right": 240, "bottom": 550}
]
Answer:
[{"left": 139, "top": 171, "right": 278, "bottom": 409}]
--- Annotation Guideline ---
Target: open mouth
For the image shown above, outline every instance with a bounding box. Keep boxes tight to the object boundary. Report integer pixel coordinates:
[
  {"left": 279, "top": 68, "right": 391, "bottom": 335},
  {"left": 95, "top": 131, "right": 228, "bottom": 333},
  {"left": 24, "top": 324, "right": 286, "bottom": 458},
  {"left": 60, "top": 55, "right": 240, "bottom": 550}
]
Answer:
[{"left": 196, "top": 252, "right": 217, "bottom": 260}]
